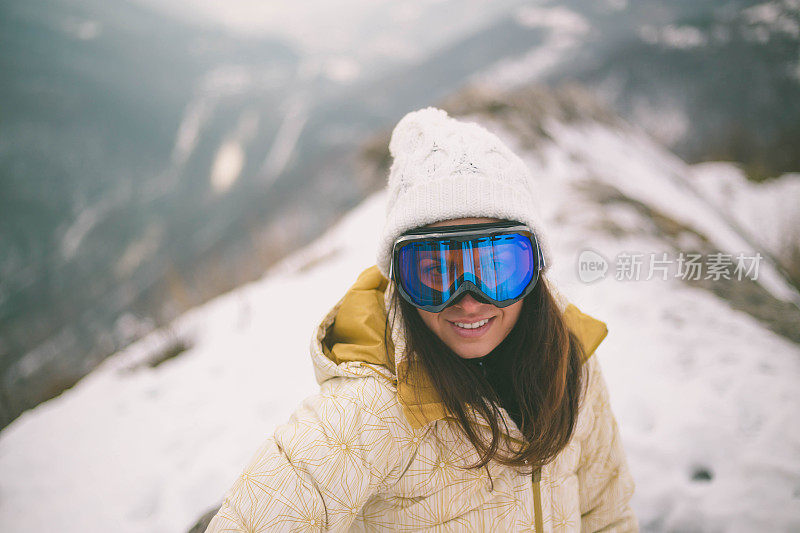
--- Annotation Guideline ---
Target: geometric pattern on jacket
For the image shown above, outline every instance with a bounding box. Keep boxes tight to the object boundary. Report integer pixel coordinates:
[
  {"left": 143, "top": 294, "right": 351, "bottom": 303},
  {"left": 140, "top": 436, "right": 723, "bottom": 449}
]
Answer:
[{"left": 206, "top": 266, "right": 638, "bottom": 532}]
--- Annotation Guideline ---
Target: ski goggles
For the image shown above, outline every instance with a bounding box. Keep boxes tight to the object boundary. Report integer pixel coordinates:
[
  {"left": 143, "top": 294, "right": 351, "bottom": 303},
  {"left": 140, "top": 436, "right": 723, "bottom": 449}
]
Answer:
[{"left": 390, "top": 221, "right": 546, "bottom": 312}]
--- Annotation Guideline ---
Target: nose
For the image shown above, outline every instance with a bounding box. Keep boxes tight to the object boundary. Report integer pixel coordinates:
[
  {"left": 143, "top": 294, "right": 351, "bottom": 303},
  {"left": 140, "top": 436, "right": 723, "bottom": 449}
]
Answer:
[{"left": 453, "top": 293, "right": 484, "bottom": 312}]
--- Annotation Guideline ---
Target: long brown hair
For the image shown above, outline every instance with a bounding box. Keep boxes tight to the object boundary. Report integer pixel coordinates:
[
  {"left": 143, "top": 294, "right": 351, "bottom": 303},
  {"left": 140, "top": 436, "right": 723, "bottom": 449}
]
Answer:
[{"left": 389, "top": 274, "right": 586, "bottom": 471}]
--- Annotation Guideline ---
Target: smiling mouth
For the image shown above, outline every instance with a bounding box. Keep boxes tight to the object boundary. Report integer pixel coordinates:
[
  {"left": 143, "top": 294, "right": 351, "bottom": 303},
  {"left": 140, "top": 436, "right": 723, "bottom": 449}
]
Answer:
[
  {"left": 452, "top": 318, "right": 490, "bottom": 329},
  {"left": 448, "top": 317, "right": 495, "bottom": 337}
]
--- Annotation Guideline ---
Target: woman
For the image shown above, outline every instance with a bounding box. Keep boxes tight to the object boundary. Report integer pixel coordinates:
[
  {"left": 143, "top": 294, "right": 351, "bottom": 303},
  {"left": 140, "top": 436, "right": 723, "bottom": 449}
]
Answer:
[{"left": 206, "top": 108, "right": 638, "bottom": 532}]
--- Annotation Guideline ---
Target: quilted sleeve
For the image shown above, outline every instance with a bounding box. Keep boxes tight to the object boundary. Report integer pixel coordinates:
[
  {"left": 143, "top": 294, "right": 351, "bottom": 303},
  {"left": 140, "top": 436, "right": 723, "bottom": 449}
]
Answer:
[
  {"left": 205, "top": 378, "right": 403, "bottom": 532},
  {"left": 577, "top": 356, "right": 639, "bottom": 532}
]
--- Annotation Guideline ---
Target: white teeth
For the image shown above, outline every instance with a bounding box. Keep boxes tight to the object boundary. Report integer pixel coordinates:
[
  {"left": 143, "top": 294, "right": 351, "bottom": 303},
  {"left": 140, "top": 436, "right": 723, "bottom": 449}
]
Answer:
[{"left": 454, "top": 319, "right": 490, "bottom": 329}]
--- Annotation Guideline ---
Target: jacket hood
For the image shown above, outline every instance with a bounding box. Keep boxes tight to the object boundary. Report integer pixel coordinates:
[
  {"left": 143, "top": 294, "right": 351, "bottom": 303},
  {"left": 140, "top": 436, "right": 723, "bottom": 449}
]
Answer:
[{"left": 310, "top": 266, "right": 609, "bottom": 429}]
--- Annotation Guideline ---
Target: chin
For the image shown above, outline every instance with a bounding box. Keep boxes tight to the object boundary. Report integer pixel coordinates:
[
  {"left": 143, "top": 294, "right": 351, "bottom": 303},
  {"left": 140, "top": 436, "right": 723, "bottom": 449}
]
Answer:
[{"left": 451, "top": 342, "right": 494, "bottom": 359}]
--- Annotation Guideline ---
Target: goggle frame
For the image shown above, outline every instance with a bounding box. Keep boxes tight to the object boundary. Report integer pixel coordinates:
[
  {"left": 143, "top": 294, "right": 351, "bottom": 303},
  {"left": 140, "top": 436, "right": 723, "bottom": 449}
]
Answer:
[{"left": 389, "top": 221, "right": 546, "bottom": 313}]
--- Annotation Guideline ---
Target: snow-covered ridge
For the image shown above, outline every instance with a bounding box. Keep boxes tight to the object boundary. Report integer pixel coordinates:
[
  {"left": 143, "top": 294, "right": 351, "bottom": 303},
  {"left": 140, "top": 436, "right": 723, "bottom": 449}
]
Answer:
[
  {"left": 691, "top": 162, "right": 800, "bottom": 269},
  {"left": 542, "top": 120, "right": 800, "bottom": 306}
]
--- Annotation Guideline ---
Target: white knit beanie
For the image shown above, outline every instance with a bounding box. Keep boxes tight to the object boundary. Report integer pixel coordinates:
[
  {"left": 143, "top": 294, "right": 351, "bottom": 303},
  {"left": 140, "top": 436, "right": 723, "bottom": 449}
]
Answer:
[{"left": 376, "top": 107, "right": 552, "bottom": 278}]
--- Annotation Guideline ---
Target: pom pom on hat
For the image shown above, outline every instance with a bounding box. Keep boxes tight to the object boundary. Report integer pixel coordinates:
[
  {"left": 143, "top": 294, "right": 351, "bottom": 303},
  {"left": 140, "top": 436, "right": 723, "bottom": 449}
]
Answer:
[
  {"left": 388, "top": 107, "right": 449, "bottom": 158},
  {"left": 377, "top": 107, "right": 552, "bottom": 278}
]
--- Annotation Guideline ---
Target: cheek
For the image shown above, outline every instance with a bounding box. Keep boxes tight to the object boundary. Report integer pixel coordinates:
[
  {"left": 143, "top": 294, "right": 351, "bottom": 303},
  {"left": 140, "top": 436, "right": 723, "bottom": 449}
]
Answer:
[
  {"left": 417, "top": 309, "right": 440, "bottom": 335},
  {"left": 502, "top": 304, "right": 523, "bottom": 334}
]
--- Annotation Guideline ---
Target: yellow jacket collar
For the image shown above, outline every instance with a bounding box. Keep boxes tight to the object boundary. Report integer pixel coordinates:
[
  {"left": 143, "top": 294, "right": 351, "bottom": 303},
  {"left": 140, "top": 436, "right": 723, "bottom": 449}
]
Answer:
[{"left": 315, "top": 266, "right": 608, "bottom": 428}]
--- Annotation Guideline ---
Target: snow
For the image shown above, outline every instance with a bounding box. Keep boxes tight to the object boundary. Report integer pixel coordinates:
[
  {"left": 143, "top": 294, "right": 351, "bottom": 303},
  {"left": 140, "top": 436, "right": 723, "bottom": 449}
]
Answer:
[
  {"left": 629, "top": 98, "right": 690, "bottom": 147},
  {"left": 744, "top": 2, "right": 800, "bottom": 39},
  {"left": 60, "top": 198, "right": 114, "bottom": 260},
  {"left": 170, "top": 98, "right": 213, "bottom": 169},
  {"left": 690, "top": 162, "right": 800, "bottom": 266},
  {"left": 259, "top": 96, "right": 309, "bottom": 187},
  {"left": 638, "top": 25, "right": 708, "bottom": 49},
  {"left": 210, "top": 141, "right": 245, "bottom": 193},
  {"left": 209, "top": 113, "right": 260, "bottom": 194},
  {"left": 1, "top": 117, "right": 799, "bottom": 532},
  {"left": 323, "top": 57, "right": 361, "bottom": 84},
  {"left": 513, "top": 5, "right": 590, "bottom": 34},
  {"left": 62, "top": 18, "right": 102, "bottom": 41},
  {"left": 471, "top": 33, "right": 581, "bottom": 89},
  {"left": 114, "top": 223, "right": 164, "bottom": 279},
  {"left": 605, "top": 0, "right": 629, "bottom": 11},
  {"left": 472, "top": 5, "right": 588, "bottom": 89},
  {"left": 127, "top": 0, "right": 530, "bottom": 69},
  {"left": 543, "top": 120, "right": 800, "bottom": 306}
]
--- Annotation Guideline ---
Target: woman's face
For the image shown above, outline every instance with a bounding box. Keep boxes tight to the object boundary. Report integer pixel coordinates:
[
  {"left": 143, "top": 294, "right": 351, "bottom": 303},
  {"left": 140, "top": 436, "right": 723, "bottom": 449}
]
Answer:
[{"left": 415, "top": 217, "right": 524, "bottom": 359}]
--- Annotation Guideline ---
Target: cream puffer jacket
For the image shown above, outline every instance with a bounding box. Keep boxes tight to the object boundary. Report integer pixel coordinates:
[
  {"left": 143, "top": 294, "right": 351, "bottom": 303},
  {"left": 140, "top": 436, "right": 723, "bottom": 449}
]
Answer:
[{"left": 206, "top": 266, "right": 638, "bottom": 532}]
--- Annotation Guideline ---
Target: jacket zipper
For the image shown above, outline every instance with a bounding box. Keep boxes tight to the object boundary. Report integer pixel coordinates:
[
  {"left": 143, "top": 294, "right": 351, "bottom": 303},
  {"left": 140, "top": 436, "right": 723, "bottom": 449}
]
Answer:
[
  {"left": 532, "top": 466, "right": 543, "bottom": 532},
  {"left": 470, "top": 420, "right": 544, "bottom": 532}
]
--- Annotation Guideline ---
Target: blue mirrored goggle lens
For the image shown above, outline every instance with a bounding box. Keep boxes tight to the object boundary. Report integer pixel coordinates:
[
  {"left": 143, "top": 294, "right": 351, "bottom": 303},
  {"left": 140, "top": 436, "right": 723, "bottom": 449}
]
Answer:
[{"left": 397, "top": 233, "right": 536, "bottom": 307}]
